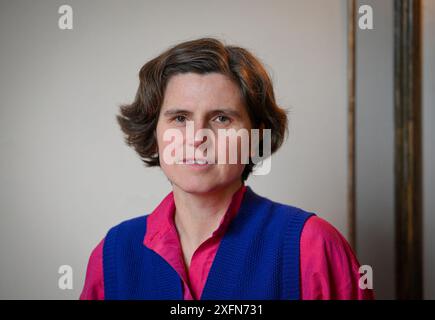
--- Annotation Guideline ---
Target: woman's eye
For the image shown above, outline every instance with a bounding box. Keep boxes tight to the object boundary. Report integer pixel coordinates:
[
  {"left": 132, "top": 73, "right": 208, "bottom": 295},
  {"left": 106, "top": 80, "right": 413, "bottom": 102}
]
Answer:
[
  {"left": 174, "top": 115, "right": 186, "bottom": 123},
  {"left": 215, "top": 115, "right": 230, "bottom": 124}
]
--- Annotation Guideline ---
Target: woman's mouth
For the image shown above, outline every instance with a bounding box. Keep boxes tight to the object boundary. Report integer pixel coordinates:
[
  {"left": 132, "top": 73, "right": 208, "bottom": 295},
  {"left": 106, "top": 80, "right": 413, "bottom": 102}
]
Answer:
[{"left": 175, "top": 158, "right": 212, "bottom": 168}]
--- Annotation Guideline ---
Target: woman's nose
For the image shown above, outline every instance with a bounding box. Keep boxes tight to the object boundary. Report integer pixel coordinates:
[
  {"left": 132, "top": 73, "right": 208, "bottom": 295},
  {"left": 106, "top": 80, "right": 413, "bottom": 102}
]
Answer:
[
  {"left": 185, "top": 119, "right": 209, "bottom": 147},
  {"left": 193, "top": 134, "right": 207, "bottom": 148}
]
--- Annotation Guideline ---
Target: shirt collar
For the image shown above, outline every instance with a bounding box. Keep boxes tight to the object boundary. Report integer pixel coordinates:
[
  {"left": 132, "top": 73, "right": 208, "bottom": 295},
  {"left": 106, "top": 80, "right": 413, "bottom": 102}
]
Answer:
[{"left": 143, "top": 183, "right": 247, "bottom": 247}]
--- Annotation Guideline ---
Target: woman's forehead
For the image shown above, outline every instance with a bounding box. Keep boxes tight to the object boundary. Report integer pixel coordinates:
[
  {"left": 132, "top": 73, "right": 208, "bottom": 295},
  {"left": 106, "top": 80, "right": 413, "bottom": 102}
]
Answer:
[
  {"left": 163, "top": 73, "right": 243, "bottom": 104},
  {"left": 162, "top": 73, "right": 244, "bottom": 114}
]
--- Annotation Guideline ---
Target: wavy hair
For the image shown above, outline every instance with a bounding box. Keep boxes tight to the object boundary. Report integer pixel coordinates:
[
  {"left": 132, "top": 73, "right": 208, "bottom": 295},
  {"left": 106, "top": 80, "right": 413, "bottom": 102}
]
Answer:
[{"left": 116, "top": 37, "right": 288, "bottom": 181}]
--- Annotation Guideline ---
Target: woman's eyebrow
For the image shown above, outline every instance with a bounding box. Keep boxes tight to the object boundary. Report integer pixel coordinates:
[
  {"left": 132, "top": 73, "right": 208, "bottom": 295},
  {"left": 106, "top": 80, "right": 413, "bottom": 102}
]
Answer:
[
  {"left": 162, "top": 108, "right": 242, "bottom": 118},
  {"left": 162, "top": 108, "right": 192, "bottom": 116},
  {"left": 210, "top": 109, "right": 242, "bottom": 119}
]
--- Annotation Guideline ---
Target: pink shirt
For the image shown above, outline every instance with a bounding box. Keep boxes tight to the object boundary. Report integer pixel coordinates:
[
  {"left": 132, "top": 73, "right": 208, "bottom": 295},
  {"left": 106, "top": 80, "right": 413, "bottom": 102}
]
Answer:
[{"left": 80, "top": 184, "right": 374, "bottom": 300}]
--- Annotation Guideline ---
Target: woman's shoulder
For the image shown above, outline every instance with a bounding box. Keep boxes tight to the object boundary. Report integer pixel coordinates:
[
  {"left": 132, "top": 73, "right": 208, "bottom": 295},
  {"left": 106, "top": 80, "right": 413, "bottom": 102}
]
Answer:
[
  {"left": 80, "top": 237, "right": 105, "bottom": 300},
  {"left": 300, "top": 215, "right": 359, "bottom": 263},
  {"left": 301, "top": 215, "right": 350, "bottom": 247},
  {"left": 299, "top": 215, "right": 375, "bottom": 299}
]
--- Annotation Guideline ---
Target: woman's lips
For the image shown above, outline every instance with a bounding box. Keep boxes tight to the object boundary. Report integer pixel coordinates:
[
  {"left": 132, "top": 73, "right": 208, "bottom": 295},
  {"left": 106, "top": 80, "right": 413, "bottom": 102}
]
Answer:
[{"left": 175, "top": 158, "right": 213, "bottom": 168}]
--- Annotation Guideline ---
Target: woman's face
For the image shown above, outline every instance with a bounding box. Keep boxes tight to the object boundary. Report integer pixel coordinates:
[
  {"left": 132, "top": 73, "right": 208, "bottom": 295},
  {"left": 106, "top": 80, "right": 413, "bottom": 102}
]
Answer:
[{"left": 156, "top": 72, "right": 252, "bottom": 194}]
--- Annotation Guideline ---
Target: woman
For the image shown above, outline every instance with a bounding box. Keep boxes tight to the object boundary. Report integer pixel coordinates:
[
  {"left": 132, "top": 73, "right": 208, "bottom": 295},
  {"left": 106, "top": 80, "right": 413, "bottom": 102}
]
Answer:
[{"left": 80, "top": 37, "right": 374, "bottom": 300}]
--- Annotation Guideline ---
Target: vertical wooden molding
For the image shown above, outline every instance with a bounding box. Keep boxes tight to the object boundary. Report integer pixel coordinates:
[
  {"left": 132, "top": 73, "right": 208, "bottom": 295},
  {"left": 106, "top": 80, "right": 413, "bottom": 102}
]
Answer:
[
  {"left": 394, "top": 0, "right": 423, "bottom": 300},
  {"left": 347, "top": 0, "right": 357, "bottom": 251}
]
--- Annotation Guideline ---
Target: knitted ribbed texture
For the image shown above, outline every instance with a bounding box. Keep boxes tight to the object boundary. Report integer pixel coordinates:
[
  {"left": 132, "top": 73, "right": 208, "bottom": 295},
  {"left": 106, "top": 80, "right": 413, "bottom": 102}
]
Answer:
[
  {"left": 103, "top": 186, "right": 314, "bottom": 300},
  {"left": 103, "top": 215, "right": 183, "bottom": 300}
]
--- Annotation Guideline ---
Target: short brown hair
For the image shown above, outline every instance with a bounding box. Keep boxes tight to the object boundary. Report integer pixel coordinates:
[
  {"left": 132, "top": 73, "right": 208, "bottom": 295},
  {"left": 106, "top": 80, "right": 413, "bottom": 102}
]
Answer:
[{"left": 116, "top": 37, "right": 288, "bottom": 181}]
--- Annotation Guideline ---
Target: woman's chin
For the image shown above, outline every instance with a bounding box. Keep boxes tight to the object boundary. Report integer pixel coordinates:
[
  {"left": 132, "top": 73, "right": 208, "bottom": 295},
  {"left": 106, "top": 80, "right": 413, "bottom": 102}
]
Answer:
[
  {"left": 173, "top": 180, "right": 217, "bottom": 194},
  {"left": 164, "top": 167, "right": 244, "bottom": 195}
]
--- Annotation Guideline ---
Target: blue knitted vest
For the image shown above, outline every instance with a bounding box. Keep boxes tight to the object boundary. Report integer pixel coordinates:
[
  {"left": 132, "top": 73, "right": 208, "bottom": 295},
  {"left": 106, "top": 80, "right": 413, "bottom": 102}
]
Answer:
[{"left": 103, "top": 186, "right": 314, "bottom": 300}]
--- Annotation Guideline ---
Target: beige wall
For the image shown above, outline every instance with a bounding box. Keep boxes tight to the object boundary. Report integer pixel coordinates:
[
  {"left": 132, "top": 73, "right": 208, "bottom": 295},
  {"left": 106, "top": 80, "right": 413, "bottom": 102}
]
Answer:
[{"left": 0, "top": 0, "right": 349, "bottom": 299}]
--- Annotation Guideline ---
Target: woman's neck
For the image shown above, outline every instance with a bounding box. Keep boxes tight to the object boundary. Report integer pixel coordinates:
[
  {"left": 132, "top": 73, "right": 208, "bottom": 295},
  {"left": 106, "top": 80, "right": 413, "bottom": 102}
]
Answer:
[{"left": 172, "top": 179, "right": 243, "bottom": 260}]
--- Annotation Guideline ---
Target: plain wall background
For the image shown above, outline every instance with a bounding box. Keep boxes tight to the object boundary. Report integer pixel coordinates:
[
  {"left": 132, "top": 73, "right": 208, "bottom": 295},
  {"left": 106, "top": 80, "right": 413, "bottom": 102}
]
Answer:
[
  {"left": 423, "top": 0, "right": 435, "bottom": 301},
  {"left": 0, "top": 0, "right": 349, "bottom": 299},
  {"left": 356, "top": 0, "right": 395, "bottom": 300}
]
